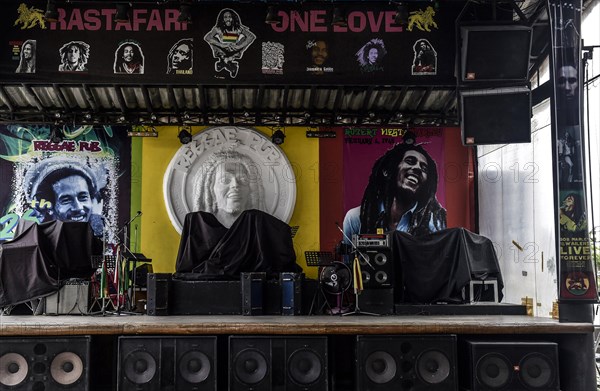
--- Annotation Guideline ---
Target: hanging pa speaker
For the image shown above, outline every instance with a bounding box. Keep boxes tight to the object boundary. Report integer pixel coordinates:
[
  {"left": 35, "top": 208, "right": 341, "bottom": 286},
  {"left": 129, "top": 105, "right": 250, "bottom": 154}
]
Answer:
[
  {"left": 356, "top": 335, "right": 458, "bottom": 390},
  {"left": 460, "top": 87, "right": 532, "bottom": 146},
  {"left": 357, "top": 248, "right": 394, "bottom": 289},
  {"left": 463, "top": 341, "right": 559, "bottom": 391},
  {"left": 229, "top": 336, "right": 328, "bottom": 391},
  {"left": 0, "top": 337, "right": 90, "bottom": 391},
  {"left": 118, "top": 336, "right": 217, "bottom": 391}
]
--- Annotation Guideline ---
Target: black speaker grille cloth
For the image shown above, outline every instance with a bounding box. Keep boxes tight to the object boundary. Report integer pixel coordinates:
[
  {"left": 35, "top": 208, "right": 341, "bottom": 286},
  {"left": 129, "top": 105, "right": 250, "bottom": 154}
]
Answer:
[
  {"left": 476, "top": 353, "right": 511, "bottom": 389},
  {"left": 124, "top": 351, "right": 157, "bottom": 385},
  {"left": 519, "top": 353, "right": 553, "bottom": 389},
  {"left": 287, "top": 349, "right": 322, "bottom": 385},
  {"left": 233, "top": 349, "right": 268, "bottom": 385}
]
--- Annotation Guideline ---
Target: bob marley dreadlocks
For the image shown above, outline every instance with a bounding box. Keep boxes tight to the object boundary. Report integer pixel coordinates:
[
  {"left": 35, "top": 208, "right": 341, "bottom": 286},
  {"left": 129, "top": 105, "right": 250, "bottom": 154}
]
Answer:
[{"left": 358, "top": 143, "right": 446, "bottom": 236}]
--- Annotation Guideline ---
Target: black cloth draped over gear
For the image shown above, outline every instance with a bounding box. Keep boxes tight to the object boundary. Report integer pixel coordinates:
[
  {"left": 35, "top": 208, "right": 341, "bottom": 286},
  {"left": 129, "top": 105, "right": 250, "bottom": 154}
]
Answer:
[
  {"left": 175, "top": 209, "right": 301, "bottom": 278},
  {"left": 391, "top": 227, "right": 503, "bottom": 304},
  {"left": 0, "top": 220, "right": 100, "bottom": 307}
]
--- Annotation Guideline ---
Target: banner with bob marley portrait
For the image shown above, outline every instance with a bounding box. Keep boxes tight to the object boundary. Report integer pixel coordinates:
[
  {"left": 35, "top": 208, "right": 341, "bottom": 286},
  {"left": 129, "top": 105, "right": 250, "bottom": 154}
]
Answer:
[
  {"left": 0, "top": 1, "right": 461, "bottom": 85},
  {"left": 0, "top": 124, "right": 131, "bottom": 246},
  {"left": 548, "top": 0, "right": 597, "bottom": 302}
]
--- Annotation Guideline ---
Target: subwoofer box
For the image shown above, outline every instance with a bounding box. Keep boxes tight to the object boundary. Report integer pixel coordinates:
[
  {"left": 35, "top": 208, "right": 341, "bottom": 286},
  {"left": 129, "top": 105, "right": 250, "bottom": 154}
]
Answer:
[
  {"left": 118, "top": 336, "right": 217, "bottom": 391},
  {"left": 170, "top": 279, "right": 242, "bottom": 315},
  {"left": 0, "top": 336, "right": 91, "bottom": 391},
  {"left": 462, "top": 341, "right": 559, "bottom": 390},
  {"left": 356, "top": 335, "right": 458, "bottom": 390},
  {"left": 229, "top": 336, "right": 328, "bottom": 391}
]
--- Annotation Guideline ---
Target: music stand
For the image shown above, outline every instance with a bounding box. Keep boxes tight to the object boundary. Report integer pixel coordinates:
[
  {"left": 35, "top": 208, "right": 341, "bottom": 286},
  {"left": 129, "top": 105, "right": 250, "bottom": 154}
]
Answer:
[{"left": 305, "top": 251, "right": 338, "bottom": 315}]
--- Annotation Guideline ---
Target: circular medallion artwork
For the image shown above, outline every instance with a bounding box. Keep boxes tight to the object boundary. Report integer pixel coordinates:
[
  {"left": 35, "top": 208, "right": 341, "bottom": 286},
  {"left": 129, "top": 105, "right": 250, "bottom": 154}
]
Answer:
[{"left": 164, "top": 126, "right": 296, "bottom": 233}]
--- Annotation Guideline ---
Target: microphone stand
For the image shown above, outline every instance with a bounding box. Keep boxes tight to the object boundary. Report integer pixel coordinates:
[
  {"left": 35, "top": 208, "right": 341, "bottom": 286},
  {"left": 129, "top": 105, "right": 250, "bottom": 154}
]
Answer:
[
  {"left": 118, "top": 211, "right": 143, "bottom": 314},
  {"left": 335, "top": 222, "right": 379, "bottom": 316}
]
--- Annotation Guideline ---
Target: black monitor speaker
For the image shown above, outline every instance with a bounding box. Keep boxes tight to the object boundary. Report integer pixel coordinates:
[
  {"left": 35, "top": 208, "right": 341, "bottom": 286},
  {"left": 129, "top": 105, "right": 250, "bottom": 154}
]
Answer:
[
  {"left": 460, "top": 24, "right": 532, "bottom": 83},
  {"left": 461, "top": 87, "right": 531, "bottom": 146}
]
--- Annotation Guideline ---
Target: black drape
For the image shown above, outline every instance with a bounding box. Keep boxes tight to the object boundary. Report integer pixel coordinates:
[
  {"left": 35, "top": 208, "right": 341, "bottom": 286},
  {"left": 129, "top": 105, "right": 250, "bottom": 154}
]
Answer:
[
  {"left": 392, "top": 228, "right": 503, "bottom": 304},
  {"left": 175, "top": 209, "right": 301, "bottom": 277},
  {"left": 0, "top": 220, "right": 100, "bottom": 307}
]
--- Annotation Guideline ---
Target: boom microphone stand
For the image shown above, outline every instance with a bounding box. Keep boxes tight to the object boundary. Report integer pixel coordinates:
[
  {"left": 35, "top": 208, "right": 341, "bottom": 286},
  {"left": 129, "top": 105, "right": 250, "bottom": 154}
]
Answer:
[
  {"left": 334, "top": 223, "right": 379, "bottom": 316},
  {"left": 117, "top": 211, "right": 143, "bottom": 313}
]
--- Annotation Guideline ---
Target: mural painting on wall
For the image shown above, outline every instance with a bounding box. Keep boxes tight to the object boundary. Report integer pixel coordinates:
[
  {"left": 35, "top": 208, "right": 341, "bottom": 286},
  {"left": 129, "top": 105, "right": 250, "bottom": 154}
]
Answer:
[
  {"left": 1, "top": 1, "right": 461, "bottom": 84},
  {"left": 0, "top": 125, "right": 131, "bottom": 246},
  {"left": 549, "top": 0, "right": 597, "bottom": 301},
  {"left": 163, "top": 126, "right": 296, "bottom": 233},
  {"left": 342, "top": 128, "right": 446, "bottom": 242}
]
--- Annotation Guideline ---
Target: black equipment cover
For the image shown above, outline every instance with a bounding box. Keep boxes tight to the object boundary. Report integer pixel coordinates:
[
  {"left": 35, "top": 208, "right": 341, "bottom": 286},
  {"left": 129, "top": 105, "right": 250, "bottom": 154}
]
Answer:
[
  {"left": 392, "top": 228, "right": 503, "bottom": 304},
  {"left": 0, "top": 220, "right": 100, "bottom": 306},
  {"left": 175, "top": 209, "right": 301, "bottom": 276}
]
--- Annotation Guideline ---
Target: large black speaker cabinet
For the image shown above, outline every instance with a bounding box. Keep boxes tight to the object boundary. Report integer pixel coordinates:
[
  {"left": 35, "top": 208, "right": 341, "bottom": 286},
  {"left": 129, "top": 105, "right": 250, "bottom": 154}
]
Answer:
[
  {"left": 357, "top": 247, "right": 394, "bottom": 289},
  {"left": 0, "top": 336, "right": 90, "bottom": 391},
  {"left": 460, "top": 25, "right": 532, "bottom": 83},
  {"left": 229, "top": 336, "right": 328, "bottom": 391},
  {"left": 146, "top": 273, "right": 172, "bottom": 316},
  {"left": 356, "top": 335, "right": 457, "bottom": 391},
  {"left": 118, "top": 336, "right": 217, "bottom": 391},
  {"left": 463, "top": 341, "right": 559, "bottom": 391},
  {"left": 461, "top": 87, "right": 531, "bottom": 146}
]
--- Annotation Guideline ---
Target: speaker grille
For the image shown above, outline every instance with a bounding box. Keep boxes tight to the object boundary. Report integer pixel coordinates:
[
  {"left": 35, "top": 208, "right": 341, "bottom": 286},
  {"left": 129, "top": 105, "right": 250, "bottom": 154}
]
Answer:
[{"left": 519, "top": 353, "right": 554, "bottom": 389}]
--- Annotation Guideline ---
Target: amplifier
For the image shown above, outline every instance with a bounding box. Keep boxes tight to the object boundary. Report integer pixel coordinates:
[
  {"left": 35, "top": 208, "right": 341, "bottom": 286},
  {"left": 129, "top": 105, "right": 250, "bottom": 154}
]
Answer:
[
  {"left": 353, "top": 233, "right": 390, "bottom": 248},
  {"left": 44, "top": 280, "right": 90, "bottom": 315}
]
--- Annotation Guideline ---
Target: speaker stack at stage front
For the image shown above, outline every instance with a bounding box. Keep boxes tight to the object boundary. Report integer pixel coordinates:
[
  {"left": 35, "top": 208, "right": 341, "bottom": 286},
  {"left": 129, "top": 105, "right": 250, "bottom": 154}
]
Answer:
[
  {"left": 118, "top": 336, "right": 217, "bottom": 390},
  {"left": 229, "top": 336, "right": 328, "bottom": 391},
  {"left": 355, "top": 335, "right": 458, "bottom": 390},
  {"left": 355, "top": 234, "right": 395, "bottom": 314},
  {"left": 0, "top": 337, "right": 90, "bottom": 391},
  {"left": 462, "top": 341, "right": 559, "bottom": 390}
]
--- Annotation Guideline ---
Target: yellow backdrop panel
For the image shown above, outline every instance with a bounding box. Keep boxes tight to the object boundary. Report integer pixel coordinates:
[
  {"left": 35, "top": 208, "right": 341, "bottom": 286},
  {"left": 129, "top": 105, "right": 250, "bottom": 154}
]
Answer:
[{"left": 140, "top": 126, "right": 319, "bottom": 278}]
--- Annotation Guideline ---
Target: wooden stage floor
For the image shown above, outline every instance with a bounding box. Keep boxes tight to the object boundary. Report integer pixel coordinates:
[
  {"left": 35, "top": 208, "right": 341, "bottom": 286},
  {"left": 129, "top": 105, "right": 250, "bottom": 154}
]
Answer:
[{"left": 0, "top": 314, "right": 592, "bottom": 336}]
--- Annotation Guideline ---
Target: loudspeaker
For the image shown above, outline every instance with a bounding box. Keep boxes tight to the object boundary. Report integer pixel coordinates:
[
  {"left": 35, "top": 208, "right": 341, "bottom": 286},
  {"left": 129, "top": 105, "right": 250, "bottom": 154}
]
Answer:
[
  {"left": 357, "top": 248, "right": 394, "bottom": 289},
  {"left": 146, "top": 273, "right": 172, "bottom": 316},
  {"left": 229, "top": 336, "right": 328, "bottom": 391},
  {"left": 241, "top": 272, "right": 266, "bottom": 316},
  {"left": 461, "top": 87, "right": 531, "bottom": 146},
  {"left": 358, "top": 288, "right": 395, "bottom": 315},
  {"left": 356, "top": 335, "right": 457, "bottom": 390},
  {"left": 460, "top": 25, "right": 532, "bottom": 83},
  {"left": 170, "top": 279, "right": 241, "bottom": 315},
  {"left": 463, "top": 341, "right": 559, "bottom": 390},
  {"left": 43, "top": 280, "right": 90, "bottom": 315},
  {"left": 130, "top": 263, "right": 153, "bottom": 288},
  {"left": 280, "top": 272, "right": 303, "bottom": 315},
  {"left": 118, "top": 336, "right": 217, "bottom": 391},
  {"left": 0, "top": 337, "right": 90, "bottom": 390}
]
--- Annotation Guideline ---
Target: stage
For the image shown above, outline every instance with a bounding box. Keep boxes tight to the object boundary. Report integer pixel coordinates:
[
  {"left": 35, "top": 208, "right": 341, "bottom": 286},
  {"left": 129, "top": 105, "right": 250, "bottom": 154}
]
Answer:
[{"left": 0, "top": 313, "right": 592, "bottom": 336}]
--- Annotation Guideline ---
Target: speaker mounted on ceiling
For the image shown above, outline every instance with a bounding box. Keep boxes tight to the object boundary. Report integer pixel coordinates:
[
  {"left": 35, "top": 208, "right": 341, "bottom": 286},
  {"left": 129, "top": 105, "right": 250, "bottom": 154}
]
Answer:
[
  {"left": 460, "top": 86, "right": 532, "bottom": 146},
  {"left": 460, "top": 24, "right": 533, "bottom": 84}
]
